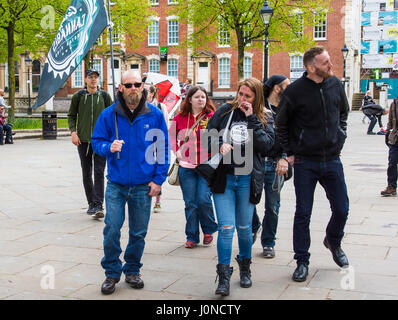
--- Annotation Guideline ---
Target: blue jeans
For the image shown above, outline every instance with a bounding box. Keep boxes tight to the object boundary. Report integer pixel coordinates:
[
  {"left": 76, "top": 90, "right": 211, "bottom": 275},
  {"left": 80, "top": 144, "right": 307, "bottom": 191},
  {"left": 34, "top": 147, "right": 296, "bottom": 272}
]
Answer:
[
  {"left": 293, "top": 157, "right": 349, "bottom": 264},
  {"left": 260, "top": 161, "right": 281, "bottom": 248},
  {"left": 213, "top": 174, "right": 254, "bottom": 265},
  {"left": 178, "top": 167, "right": 218, "bottom": 243},
  {"left": 0, "top": 123, "right": 12, "bottom": 143},
  {"left": 387, "top": 144, "right": 398, "bottom": 188},
  {"left": 101, "top": 181, "right": 152, "bottom": 279}
]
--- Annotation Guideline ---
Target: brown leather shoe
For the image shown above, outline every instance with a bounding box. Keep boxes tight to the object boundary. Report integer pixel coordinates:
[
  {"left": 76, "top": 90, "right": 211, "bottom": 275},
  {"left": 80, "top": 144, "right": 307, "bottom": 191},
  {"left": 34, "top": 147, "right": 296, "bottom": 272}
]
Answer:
[
  {"left": 101, "top": 277, "right": 119, "bottom": 295},
  {"left": 125, "top": 274, "right": 144, "bottom": 289},
  {"left": 381, "top": 185, "right": 397, "bottom": 197}
]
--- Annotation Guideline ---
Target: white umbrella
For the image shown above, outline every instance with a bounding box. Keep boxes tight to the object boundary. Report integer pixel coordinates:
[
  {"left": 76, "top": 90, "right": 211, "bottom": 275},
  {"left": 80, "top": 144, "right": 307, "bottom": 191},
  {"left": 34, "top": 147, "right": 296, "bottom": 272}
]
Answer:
[{"left": 144, "top": 72, "right": 182, "bottom": 119}]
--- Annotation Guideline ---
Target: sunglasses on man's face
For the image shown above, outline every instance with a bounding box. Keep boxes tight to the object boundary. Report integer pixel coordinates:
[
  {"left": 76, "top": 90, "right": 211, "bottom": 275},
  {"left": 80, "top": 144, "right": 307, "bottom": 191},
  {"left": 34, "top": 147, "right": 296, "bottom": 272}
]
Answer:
[{"left": 122, "top": 82, "right": 142, "bottom": 89}]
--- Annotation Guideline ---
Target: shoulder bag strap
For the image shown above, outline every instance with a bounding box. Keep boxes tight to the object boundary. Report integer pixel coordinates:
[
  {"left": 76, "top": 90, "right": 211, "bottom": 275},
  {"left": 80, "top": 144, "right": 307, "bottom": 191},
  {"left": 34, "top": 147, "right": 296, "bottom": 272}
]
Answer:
[
  {"left": 175, "top": 113, "right": 206, "bottom": 163},
  {"left": 222, "top": 110, "right": 235, "bottom": 143},
  {"left": 181, "top": 113, "right": 206, "bottom": 146}
]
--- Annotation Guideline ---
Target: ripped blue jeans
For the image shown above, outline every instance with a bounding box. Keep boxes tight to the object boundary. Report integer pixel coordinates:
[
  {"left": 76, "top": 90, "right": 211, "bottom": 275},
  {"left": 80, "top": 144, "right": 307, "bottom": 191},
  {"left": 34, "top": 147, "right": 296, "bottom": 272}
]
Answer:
[{"left": 213, "top": 174, "right": 254, "bottom": 265}]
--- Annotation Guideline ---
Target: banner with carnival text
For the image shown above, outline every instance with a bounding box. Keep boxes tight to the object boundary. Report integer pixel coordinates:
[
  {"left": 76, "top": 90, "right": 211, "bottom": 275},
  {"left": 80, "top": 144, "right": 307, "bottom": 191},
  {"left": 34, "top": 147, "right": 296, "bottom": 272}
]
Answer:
[{"left": 33, "top": 0, "right": 108, "bottom": 108}]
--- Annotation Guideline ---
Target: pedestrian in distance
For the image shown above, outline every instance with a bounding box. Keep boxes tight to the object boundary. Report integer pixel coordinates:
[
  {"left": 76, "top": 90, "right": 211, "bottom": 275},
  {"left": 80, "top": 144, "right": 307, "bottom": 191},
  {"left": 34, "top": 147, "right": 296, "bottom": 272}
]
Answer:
[
  {"left": 91, "top": 70, "right": 169, "bottom": 295},
  {"left": 0, "top": 89, "right": 10, "bottom": 110},
  {"left": 169, "top": 86, "right": 218, "bottom": 248},
  {"left": 360, "top": 103, "right": 389, "bottom": 135},
  {"left": 67, "top": 69, "right": 113, "bottom": 219},
  {"left": 381, "top": 97, "right": 398, "bottom": 197},
  {"left": 251, "top": 74, "right": 291, "bottom": 259},
  {"left": 146, "top": 84, "right": 169, "bottom": 213},
  {"left": 205, "top": 78, "right": 274, "bottom": 296},
  {"left": 181, "top": 78, "right": 192, "bottom": 100},
  {"left": 275, "top": 46, "right": 350, "bottom": 282},
  {"left": 361, "top": 91, "right": 375, "bottom": 124},
  {"left": 0, "top": 105, "right": 13, "bottom": 145}
]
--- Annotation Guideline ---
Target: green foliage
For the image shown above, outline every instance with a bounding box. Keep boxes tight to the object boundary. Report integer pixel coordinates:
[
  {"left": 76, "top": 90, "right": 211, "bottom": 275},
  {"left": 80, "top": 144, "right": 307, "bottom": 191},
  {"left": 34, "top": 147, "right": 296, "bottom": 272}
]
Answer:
[
  {"left": 170, "top": 0, "right": 331, "bottom": 79},
  {"left": 93, "top": 0, "right": 153, "bottom": 55},
  {"left": 0, "top": 0, "right": 68, "bottom": 62},
  {"left": 171, "top": 0, "right": 331, "bottom": 54},
  {"left": 0, "top": 0, "right": 68, "bottom": 124}
]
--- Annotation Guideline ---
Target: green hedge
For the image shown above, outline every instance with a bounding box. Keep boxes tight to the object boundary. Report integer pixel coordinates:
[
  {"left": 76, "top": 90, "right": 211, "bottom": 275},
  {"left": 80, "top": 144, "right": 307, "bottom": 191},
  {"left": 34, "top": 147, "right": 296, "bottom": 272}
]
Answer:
[{"left": 11, "top": 118, "right": 69, "bottom": 130}]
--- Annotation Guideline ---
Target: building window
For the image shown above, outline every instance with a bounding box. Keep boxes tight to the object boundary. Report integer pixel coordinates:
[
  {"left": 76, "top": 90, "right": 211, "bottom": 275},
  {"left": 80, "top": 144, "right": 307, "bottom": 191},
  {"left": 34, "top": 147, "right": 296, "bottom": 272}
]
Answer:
[
  {"left": 150, "top": 0, "right": 159, "bottom": 5},
  {"left": 168, "top": 20, "right": 179, "bottom": 45},
  {"left": 293, "top": 12, "right": 304, "bottom": 37},
  {"left": 96, "top": 35, "right": 103, "bottom": 46},
  {"left": 167, "top": 59, "right": 178, "bottom": 78},
  {"left": 168, "top": 0, "right": 178, "bottom": 4},
  {"left": 290, "top": 55, "right": 303, "bottom": 69},
  {"left": 314, "top": 12, "right": 327, "bottom": 40},
  {"left": 148, "top": 20, "right": 159, "bottom": 46},
  {"left": 14, "top": 61, "right": 19, "bottom": 92},
  {"left": 73, "top": 62, "right": 84, "bottom": 88},
  {"left": 149, "top": 59, "right": 160, "bottom": 73},
  {"left": 32, "top": 60, "right": 41, "bottom": 92},
  {"left": 290, "top": 55, "right": 304, "bottom": 82},
  {"left": 92, "top": 59, "right": 102, "bottom": 87},
  {"left": 112, "top": 31, "right": 119, "bottom": 44},
  {"left": 218, "top": 20, "right": 230, "bottom": 47},
  {"left": 243, "top": 57, "right": 252, "bottom": 79},
  {"left": 218, "top": 58, "right": 230, "bottom": 88},
  {"left": 243, "top": 23, "right": 252, "bottom": 46}
]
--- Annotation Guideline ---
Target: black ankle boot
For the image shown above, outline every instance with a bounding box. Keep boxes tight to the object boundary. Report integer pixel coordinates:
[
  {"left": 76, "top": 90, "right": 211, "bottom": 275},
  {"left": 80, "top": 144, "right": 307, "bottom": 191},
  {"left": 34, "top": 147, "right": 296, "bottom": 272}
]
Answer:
[
  {"left": 235, "top": 255, "right": 252, "bottom": 288},
  {"left": 215, "top": 264, "right": 233, "bottom": 296}
]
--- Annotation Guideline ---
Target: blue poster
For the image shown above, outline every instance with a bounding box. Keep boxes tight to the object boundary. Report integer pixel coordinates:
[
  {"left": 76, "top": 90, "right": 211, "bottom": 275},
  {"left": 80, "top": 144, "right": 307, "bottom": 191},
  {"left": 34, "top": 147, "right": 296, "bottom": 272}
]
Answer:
[
  {"left": 361, "top": 41, "right": 370, "bottom": 54},
  {"left": 379, "top": 40, "right": 397, "bottom": 53},
  {"left": 361, "top": 12, "right": 371, "bottom": 26},
  {"left": 378, "top": 11, "right": 398, "bottom": 25},
  {"left": 360, "top": 79, "right": 398, "bottom": 100}
]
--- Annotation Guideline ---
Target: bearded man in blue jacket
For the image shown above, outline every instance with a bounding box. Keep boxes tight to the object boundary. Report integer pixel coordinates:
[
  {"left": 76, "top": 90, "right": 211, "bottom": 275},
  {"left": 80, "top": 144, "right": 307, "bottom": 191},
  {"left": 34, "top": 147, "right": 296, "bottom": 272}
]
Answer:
[{"left": 92, "top": 70, "right": 170, "bottom": 295}]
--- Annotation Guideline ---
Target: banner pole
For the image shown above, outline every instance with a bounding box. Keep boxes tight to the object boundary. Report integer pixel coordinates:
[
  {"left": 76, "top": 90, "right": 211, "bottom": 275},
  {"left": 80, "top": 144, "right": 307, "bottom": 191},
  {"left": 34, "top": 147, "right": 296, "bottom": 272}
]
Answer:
[{"left": 107, "top": 0, "right": 116, "bottom": 101}]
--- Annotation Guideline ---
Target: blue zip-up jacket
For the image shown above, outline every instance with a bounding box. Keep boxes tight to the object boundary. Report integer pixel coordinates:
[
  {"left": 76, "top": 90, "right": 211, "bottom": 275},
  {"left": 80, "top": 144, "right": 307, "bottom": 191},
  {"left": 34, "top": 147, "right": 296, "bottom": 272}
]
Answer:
[{"left": 91, "top": 98, "right": 170, "bottom": 187}]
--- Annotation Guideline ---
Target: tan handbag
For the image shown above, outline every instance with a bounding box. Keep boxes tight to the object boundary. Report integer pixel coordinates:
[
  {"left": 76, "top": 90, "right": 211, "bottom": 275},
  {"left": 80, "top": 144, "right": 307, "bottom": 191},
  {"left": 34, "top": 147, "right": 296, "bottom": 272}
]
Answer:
[
  {"left": 167, "top": 160, "right": 180, "bottom": 185},
  {"left": 167, "top": 114, "right": 206, "bottom": 186}
]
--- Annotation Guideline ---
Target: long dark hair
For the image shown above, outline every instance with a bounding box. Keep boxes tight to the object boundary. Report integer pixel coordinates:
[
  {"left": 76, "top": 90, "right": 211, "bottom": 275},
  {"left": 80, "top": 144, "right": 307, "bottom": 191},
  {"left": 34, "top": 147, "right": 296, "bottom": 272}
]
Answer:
[{"left": 179, "top": 85, "right": 216, "bottom": 116}]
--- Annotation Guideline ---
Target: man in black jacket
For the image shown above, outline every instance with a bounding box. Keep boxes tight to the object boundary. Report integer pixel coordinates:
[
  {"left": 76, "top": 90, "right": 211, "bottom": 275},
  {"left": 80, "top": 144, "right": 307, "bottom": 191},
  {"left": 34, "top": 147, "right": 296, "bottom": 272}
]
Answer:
[{"left": 275, "top": 46, "right": 350, "bottom": 282}]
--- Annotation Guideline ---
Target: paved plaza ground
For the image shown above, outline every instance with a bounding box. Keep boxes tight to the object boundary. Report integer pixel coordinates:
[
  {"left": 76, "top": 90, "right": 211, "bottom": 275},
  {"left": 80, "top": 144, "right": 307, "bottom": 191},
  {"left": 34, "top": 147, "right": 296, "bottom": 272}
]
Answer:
[{"left": 0, "top": 111, "right": 397, "bottom": 301}]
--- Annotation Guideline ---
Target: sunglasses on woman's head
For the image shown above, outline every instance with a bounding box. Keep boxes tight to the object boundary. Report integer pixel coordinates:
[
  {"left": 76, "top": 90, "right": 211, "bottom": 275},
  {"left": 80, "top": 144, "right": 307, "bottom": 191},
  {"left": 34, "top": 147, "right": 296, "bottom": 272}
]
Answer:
[{"left": 122, "top": 82, "right": 142, "bottom": 89}]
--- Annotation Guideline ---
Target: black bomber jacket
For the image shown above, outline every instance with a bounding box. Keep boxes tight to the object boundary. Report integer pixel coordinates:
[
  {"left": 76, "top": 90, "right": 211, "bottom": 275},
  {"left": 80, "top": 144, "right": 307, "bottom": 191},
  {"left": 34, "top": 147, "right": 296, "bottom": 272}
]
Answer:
[{"left": 275, "top": 72, "right": 349, "bottom": 162}]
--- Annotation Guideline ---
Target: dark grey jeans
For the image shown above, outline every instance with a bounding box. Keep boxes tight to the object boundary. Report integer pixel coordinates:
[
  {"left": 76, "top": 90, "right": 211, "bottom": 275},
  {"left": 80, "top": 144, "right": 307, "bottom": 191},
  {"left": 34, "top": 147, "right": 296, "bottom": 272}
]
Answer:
[{"left": 77, "top": 142, "right": 106, "bottom": 206}]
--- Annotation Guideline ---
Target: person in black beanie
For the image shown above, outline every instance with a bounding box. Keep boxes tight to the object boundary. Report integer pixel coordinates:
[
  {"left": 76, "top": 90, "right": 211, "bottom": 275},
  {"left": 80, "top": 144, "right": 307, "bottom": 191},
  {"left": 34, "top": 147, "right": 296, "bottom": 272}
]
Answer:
[{"left": 251, "top": 74, "right": 291, "bottom": 259}]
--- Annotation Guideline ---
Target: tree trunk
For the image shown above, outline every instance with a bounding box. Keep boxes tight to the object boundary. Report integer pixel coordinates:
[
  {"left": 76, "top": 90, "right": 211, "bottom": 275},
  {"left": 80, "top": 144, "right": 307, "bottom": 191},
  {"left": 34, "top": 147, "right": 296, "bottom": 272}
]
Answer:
[
  {"left": 7, "top": 24, "right": 15, "bottom": 125},
  {"left": 236, "top": 29, "right": 245, "bottom": 81}
]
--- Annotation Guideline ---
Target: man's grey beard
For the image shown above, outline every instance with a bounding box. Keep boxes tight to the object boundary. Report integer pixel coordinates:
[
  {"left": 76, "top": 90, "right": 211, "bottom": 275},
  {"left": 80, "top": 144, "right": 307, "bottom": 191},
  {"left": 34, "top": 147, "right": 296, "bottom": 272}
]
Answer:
[{"left": 124, "top": 92, "right": 141, "bottom": 106}]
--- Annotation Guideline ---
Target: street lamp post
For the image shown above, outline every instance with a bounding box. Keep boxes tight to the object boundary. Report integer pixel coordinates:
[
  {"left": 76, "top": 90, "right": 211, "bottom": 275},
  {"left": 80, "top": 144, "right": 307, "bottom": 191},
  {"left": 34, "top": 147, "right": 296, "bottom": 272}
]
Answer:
[
  {"left": 259, "top": 0, "right": 274, "bottom": 82},
  {"left": 25, "top": 55, "right": 33, "bottom": 116},
  {"left": 341, "top": 44, "right": 349, "bottom": 88}
]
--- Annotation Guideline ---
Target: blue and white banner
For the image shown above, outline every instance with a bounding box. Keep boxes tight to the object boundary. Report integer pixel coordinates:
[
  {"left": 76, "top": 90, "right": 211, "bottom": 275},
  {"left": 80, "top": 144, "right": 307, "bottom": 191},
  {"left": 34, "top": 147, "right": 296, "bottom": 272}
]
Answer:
[
  {"left": 362, "top": 12, "right": 372, "bottom": 26},
  {"left": 361, "top": 41, "right": 371, "bottom": 54},
  {"left": 378, "top": 11, "right": 398, "bottom": 25},
  {"left": 379, "top": 39, "right": 398, "bottom": 52},
  {"left": 33, "top": 0, "right": 108, "bottom": 108}
]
